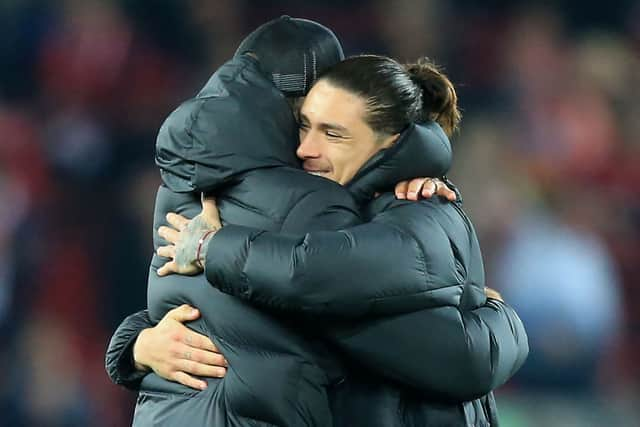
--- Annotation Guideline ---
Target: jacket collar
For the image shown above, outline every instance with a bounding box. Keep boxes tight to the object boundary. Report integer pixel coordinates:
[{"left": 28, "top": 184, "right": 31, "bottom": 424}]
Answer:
[{"left": 346, "top": 121, "right": 452, "bottom": 203}]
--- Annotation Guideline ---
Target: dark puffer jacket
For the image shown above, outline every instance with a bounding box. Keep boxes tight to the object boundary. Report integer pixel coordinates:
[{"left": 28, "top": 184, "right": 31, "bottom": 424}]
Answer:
[
  {"left": 105, "top": 54, "right": 528, "bottom": 426},
  {"left": 108, "top": 54, "right": 454, "bottom": 427},
  {"left": 196, "top": 104, "right": 529, "bottom": 426},
  {"left": 203, "top": 139, "right": 529, "bottom": 403}
]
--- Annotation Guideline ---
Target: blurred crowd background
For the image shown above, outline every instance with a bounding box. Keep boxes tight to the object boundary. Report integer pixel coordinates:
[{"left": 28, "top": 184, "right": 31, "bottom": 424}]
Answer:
[{"left": 0, "top": 0, "right": 638, "bottom": 426}]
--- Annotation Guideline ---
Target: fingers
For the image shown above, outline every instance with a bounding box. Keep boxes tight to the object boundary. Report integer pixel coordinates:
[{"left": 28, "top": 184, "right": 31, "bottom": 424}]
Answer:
[
  {"left": 196, "top": 348, "right": 229, "bottom": 368},
  {"left": 396, "top": 178, "right": 457, "bottom": 201},
  {"left": 163, "top": 308, "right": 221, "bottom": 352},
  {"left": 157, "top": 260, "right": 178, "bottom": 276},
  {"left": 166, "top": 212, "right": 190, "bottom": 231},
  {"left": 407, "top": 178, "right": 429, "bottom": 201},
  {"left": 180, "top": 344, "right": 228, "bottom": 367},
  {"left": 170, "top": 339, "right": 228, "bottom": 388},
  {"left": 166, "top": 305, "right": 200, "bottom": 322},
  {"left": 177, "top": 344, "right": 227, "bottom": 370},
  {"left": 395, "top": 181, "right": 409, "bottom": 199},
  {"left": 485, "top": 287, "right": 504, "bottom": 302},
  {"left": 183, "top": 329, "right": 221, "bottom": 353},
  {"left": 157, "top": 245, "right": 176, "bottom": 259},
  {"left": 171, "top": 371, "right": 208, "bottom": 391},
  {"left": 420, "top": 179, "right": 438, "bottom": 199},
  {"left": 158, "top": 226, "right": 180, "bottom": 244},
  {"left": 178, "top": 358, "right": 227, "bottom": 379},
  {"left": 432, "top": 178, "right": 457, "bottom": 201}
]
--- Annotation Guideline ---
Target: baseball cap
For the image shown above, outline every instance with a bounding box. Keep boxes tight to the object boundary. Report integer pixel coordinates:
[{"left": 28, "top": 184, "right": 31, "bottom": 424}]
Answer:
[{"left": 234, "top": 15, "right": 344, "bottom": 97}]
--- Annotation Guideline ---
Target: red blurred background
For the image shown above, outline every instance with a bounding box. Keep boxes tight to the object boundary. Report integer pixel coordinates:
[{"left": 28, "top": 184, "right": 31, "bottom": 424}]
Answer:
[{"left": 1, "top": 1, "right": 638, "bottom": 426}]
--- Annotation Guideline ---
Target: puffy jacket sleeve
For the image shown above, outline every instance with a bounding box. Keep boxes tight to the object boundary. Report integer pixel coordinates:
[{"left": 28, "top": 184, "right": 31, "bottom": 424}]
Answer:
[
  {"left": 105, "top": 309, "right": 153, "bottom": 390},
  {"left": 206, "top": 217, "right": 528, "bottom": 398},
  {"left": 205, "top": 220, "right": 452, "bottom": 317},
  {"left": 333, "top": 298, "right": 529, "bottom": 401}
]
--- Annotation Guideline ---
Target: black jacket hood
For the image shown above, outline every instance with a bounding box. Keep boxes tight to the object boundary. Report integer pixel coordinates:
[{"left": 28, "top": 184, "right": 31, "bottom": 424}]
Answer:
[{"left": 155, "top": 55, "right": 300, "bottom": 193}]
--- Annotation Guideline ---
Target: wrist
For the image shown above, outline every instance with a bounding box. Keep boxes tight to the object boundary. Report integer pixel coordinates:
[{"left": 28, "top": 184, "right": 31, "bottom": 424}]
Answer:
[
  {"left": 196, "top": 229, "right": 217, "bottom": 270},
  {"left": 132, "top": 329, "right": 152, "bottom": 372}
]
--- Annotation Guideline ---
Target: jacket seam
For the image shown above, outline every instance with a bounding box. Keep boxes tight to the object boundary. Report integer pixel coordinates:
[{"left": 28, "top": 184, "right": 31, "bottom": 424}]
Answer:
[{"left": 367, "top": 282, "right": 462, "bottom": 303}]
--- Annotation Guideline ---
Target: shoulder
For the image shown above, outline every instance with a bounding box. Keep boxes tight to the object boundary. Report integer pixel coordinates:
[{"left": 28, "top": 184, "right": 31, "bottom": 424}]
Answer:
[
  {"left": 249, "top": 169, "right": 356, "bottom": 202},
  {"left": 231, "top": 168, "right": 358, "bottom": 213},
  {"left": 365, "top": 194, "right": 475, "bottom": 244},
  {"left": 366, "top": 193, "right": 452, "bottom": 222},
  {"left": 241, "top": 170, "right": 361, "bottom": 232}
]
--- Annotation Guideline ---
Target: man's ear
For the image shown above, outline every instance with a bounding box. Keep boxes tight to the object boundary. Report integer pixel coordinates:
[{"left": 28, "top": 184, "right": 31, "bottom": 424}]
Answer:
[{"left": 379, "top": 133, "right": 400, "bottom": 149}]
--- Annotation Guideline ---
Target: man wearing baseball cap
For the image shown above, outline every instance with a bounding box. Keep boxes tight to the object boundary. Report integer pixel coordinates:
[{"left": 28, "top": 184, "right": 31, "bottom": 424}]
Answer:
[{"left": 235, "top": 15, "right": 344, "bottom": 97}]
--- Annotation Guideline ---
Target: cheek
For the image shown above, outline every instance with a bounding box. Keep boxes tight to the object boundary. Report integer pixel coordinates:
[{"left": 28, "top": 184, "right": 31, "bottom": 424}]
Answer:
[
  {"left": 352, "top": 143, "right": 379, "bottom": 167},
  {"left": 328, "top": 145, "right": 352, "bottom": 168},
  {"left": 332, "top": 146, "right": 365, "bottom": 181},
  {"left": 349, "top": 143, "right": 384, "bottom": 177}
]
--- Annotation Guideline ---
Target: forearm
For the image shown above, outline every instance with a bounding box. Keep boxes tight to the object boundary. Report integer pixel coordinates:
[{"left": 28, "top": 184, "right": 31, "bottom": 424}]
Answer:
[
  {"left": 205, "top": 224, "right": 452, "bottom": 317},
  {"left": 105, "top": 309, "right": 153, "bottom": 390},
  {"left": 332, "top": 299, "right": 528, "bottom": 401},
  {"left": 460, "top": 299, "right": 529, "bottom": 393}
]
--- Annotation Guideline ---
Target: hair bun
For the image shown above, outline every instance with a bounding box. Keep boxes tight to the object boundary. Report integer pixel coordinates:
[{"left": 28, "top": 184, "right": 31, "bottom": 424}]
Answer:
[{"left": 405, "top": 58, "right": 461, "bottom": 137}]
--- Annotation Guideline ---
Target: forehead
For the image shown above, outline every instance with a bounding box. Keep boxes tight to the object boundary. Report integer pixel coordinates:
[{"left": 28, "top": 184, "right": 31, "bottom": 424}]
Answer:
[{"left": 301, "top": 80, "right": 368, "bottom": 128}]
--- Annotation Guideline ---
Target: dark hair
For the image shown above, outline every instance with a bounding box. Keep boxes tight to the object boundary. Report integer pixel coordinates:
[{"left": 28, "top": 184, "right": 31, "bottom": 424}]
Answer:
[{"left": 317, "top": 55, "right": 461, "bottom": 137}]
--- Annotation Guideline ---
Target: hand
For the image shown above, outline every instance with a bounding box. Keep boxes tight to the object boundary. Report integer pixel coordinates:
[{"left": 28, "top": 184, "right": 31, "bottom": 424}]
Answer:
[
  {"left": 485, "top": 287, "right": 504, "bottom": 302},
  {"left": 157, "top": 195, "right": 222, "bottom": 276},
  {"left": 133, "top": 305, "right": 228, "bottom": 390},
  {"left": 394, "top": 178, "right": 457, "bottom": 201}
]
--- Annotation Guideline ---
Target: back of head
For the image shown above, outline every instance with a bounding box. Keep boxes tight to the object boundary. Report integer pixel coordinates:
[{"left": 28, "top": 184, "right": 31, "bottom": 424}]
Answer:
[
  {"left": 235, "top": 16, "right": 344, "bottom": 97},
  {"left": 318, "top": 55, "right": 461, "bottom": 137}
]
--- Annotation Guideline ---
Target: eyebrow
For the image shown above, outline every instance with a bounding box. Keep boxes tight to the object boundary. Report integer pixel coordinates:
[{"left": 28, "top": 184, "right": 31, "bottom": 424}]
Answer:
[{"left": 299, "top": 113, "right": 349, "bottom": 133}]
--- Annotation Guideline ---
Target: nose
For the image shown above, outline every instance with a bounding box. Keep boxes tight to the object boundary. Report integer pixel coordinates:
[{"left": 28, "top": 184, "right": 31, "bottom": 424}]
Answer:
[{"left": 296, "top": 131, "right": 321, "bottom": 160}]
